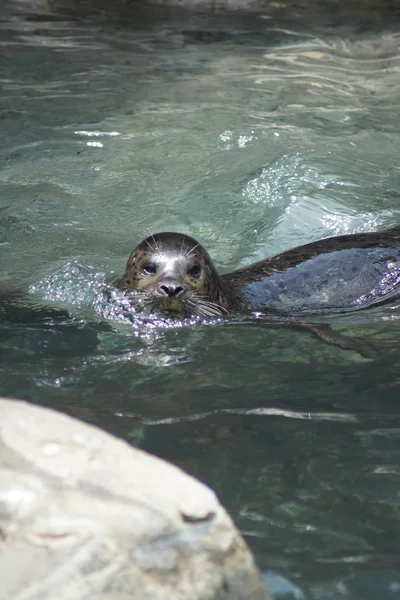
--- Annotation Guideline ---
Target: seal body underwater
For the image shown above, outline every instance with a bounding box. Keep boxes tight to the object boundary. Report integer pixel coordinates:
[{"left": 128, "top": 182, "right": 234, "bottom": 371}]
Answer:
[
  {"left": 114, "top": 228, "right": 400, "bottom": 317},
  {"left": 0, "top": 289, "right": 103, "bottom": 357}
]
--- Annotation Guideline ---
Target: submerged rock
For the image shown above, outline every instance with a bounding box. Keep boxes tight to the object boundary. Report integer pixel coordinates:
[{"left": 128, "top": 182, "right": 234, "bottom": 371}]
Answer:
[{"left": 0, "top": 398, "right": 270, "bottom": 600}]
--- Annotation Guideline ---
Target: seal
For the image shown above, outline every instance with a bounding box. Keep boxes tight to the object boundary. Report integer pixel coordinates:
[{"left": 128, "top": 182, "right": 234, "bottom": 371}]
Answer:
[
  {"left": 114, "top": 232, "right": 239, "bottom": 317},
  {"left": 114, "top": 228, "right": 400, "bottom": 317}
]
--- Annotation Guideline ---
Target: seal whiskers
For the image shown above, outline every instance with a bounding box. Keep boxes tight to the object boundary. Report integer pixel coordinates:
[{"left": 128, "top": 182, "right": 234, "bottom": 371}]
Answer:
[
  {"left": 186, "top": 294, "right": 229, "bottom": 318},
  {"left": 185, "top": 242, "right": 200, "bottom": 259}
]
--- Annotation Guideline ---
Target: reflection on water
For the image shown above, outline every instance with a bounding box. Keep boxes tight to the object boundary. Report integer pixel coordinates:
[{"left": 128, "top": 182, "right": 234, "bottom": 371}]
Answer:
[{"left": 1, "top": 0, "right": 400, "bottom": 597}]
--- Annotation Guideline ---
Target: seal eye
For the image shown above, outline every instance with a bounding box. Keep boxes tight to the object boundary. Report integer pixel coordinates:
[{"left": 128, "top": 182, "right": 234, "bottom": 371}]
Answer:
[
  {"left": 188, "top": 264, "right": 201, "bottom": 279},
  {"left": 142, "top": 263, "right": 156, "bottom": 276}
]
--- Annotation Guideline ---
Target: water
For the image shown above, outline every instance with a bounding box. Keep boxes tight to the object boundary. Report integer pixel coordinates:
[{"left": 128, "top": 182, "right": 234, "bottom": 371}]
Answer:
[{"left": 1, "top": 0, "right": 400, "bottom": 597}]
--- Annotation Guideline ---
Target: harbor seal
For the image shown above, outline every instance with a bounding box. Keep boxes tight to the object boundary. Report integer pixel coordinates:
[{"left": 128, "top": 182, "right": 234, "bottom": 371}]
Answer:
[
  {"left": 114, "top": 232, "right": 238, "bottom": 317},
  {"left": 114, "top": 228, "right": 400, "bottom": 317}
]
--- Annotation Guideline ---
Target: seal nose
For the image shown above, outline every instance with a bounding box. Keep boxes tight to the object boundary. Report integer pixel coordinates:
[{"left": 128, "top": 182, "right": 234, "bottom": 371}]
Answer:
[{"left": 159, "top": 284, "right": 184, "bottom": 297}]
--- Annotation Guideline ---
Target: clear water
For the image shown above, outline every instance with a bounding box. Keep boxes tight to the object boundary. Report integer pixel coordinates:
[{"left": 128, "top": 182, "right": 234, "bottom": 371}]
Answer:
[{"left": 2, "top": 0, "right": 400, "bottom": 597}]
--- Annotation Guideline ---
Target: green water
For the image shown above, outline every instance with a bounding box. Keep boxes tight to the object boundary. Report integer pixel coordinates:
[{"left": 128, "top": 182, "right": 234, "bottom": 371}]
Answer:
[{"left": 1, "top": 0, "right": 400, "bottom": 597}]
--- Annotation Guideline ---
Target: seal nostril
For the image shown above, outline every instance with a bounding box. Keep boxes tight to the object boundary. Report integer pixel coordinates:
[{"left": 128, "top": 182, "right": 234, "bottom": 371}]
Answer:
[
  {"left": 160, "top": 285, "right": 170, "bottom": 296},
  {"left": 160, "top": 285, "right": 184, "bottom": 297}
]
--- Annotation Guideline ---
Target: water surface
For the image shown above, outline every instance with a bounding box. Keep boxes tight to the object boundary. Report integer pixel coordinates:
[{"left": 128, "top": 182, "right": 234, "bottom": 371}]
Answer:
[{"left": 1, "top": 0, "right": 400, "bottom": 597}]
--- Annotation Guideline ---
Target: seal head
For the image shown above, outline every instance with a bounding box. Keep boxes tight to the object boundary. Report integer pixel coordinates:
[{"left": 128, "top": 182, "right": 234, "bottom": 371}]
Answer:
[{"left": 116, "top": 232, "right": 237, "bottom": 317}]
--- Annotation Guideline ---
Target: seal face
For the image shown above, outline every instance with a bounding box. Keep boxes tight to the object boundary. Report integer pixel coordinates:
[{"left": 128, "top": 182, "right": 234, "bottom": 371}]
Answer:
[
  {"left": 115, "top": 227, "right": 400, "bottom": 318},
  {"left": 115, "top": 232, "right": 238, "bottom": 317}
]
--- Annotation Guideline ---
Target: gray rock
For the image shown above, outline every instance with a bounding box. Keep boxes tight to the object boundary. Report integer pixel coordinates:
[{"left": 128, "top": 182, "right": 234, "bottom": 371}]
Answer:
[{"left": 0, "top": 398, "right": 271, "bottom": 600}]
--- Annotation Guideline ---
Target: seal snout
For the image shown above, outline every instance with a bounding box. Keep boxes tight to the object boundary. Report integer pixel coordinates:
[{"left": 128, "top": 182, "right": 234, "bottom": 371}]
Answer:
[{"left": 159, "top": 283, "right": 184, "bottom": 298}]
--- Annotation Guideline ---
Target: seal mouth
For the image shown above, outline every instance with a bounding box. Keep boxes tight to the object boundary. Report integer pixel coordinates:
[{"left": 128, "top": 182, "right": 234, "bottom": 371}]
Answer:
[
  {"left": 160, "top": 296, "right": 185, "bottom": 314},
  {"left": 163, "top": 293, "right": 228, "bottom": 318},
  {"left": 135, "top": 291, "right": 187, "bottom": 316},
  {"left": 128, "top": 289, "right": 228, "bottom": 319}
]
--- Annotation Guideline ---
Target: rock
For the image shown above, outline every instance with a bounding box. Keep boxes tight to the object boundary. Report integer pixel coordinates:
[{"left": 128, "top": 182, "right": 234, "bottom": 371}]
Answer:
[{"left": 0, "top": 398, "right": 271, "bottom": 600}]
